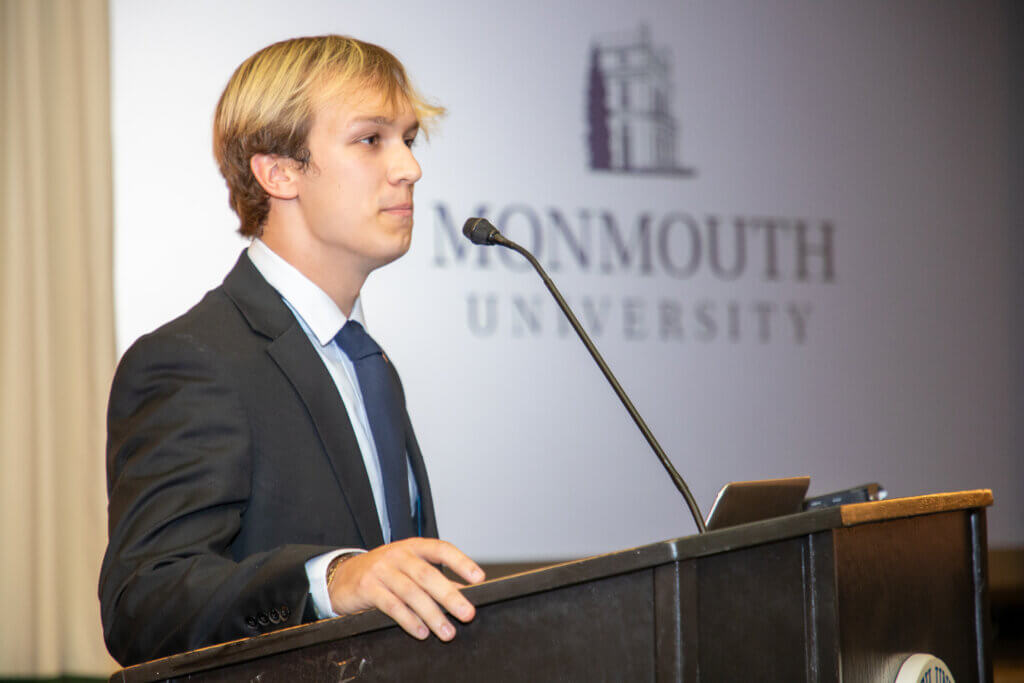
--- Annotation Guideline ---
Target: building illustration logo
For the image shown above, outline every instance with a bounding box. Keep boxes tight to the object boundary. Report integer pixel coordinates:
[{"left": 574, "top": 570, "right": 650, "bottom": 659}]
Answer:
[{"left": 587, "top": 26, "right": 694, "bottom": 177}]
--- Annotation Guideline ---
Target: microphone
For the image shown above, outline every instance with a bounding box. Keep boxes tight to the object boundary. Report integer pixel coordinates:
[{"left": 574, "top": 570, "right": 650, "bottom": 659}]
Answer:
[
  {"left": 462, "top": 217, "right": 503, "bottom": 246},
  {"left": 461, "top": 218, "right": 707, "bottom": 534}
]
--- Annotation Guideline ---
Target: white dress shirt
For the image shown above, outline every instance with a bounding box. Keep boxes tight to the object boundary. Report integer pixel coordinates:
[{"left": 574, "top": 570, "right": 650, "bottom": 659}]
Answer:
[{"left": 246, "top": 238, "right": 418, "bottom": 618}]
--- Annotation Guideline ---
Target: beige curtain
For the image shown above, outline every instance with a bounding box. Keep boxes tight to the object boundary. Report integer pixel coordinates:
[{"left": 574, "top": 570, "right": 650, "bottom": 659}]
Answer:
[{"left": 1, "top": 0, "right": 117, "bottom": 676}]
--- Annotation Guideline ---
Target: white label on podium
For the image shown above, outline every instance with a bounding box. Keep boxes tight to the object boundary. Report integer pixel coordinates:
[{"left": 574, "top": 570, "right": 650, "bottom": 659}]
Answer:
[{"left": 894, "top": 654, "right": 955, "bottom": 683}]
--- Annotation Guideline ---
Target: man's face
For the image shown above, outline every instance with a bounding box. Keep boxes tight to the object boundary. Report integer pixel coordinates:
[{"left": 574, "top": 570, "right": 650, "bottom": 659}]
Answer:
[{"left": 292, "top": 88, "right": 422, "bottom": 275}]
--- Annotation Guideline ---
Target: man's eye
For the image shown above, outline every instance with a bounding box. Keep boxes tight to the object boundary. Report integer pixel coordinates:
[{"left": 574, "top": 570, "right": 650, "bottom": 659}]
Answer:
[
  {"left": 404, "top": 137, "right": 418, "bottom": 149},
  {"left": 359, "top": 134, "right": 379, "bottom": 145}
]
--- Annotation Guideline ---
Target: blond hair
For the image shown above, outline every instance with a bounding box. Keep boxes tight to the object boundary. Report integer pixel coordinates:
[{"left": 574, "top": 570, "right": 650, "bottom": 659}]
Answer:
[{"left": 213, "top": 35, "right": 444, "bottom": 237}]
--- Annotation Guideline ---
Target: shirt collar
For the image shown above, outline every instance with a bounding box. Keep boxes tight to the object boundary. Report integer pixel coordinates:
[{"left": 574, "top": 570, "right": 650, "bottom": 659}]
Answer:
[{"left": 246, "top": 238, "right": 365, "bottom": 346}]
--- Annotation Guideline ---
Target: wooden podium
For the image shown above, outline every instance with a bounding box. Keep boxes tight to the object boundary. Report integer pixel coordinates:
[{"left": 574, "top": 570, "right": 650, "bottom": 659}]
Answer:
[{"left": 111, "top": 490, "right": 994, "bottom": 682}]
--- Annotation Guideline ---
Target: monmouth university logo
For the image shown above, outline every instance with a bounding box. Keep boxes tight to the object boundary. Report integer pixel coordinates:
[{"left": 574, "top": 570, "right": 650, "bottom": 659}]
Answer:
[{"left": 586, "top": 26, "right": 694, "bottom": 177}]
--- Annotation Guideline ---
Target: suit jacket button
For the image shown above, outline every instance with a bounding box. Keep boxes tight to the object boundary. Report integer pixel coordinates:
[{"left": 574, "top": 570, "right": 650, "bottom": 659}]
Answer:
[
  {"left": 258, "top": 613, "right": 270, "bottom": 626},
  {"left": 280, "top": 605, "right": 291, "bottom": 619},
  {"left": 269, "top": 609, "right": 281, "bottom": 624},
  {"left": 246, "top": 617, "right": 257, "bottom": 629}
]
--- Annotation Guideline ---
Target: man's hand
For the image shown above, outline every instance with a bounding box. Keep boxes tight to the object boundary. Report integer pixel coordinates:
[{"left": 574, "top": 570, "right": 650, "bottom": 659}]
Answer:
[{"left": 328, "top": 538, "right": 485, "bottom": 642}]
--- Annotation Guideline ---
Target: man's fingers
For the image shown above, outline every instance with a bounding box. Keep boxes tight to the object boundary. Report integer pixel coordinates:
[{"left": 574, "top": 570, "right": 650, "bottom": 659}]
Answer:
[
  {"left": 328, "top": 538, "right": 484, "bottom": 640},
  {"left": 381, "top": 565, "right": 459, "bottom": 640},
  {"left": 410, "top": 539, "right": 486, "bottom": 585},
  {"left": 400, "top": 553, "right": 477, "bottom": 624},
  {"left": 363, "top": 578, "right": 431, "bottom": 640}
]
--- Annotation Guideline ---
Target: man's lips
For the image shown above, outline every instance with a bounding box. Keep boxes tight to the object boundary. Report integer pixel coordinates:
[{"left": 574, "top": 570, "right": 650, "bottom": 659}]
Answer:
[{"left": 382, "top": 203, "right": 413, "bottom": 215}]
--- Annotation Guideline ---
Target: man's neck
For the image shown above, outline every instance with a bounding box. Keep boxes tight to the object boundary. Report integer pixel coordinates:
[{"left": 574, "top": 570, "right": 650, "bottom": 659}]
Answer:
[{"left": 259, "top": 230, "right": 367, "bottom": 318}]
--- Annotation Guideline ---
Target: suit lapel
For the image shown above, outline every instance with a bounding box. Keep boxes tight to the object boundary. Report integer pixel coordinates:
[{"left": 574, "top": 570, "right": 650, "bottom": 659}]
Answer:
[
  {"left": 222, "top": 252, "right": 386, "bottom": 549},
  {"left": 385, "top": 360, "right": 438, "bottom": 538},
  {"left": 267, "top": 327, "right": 385, "bottom": 548},
  {"left": 405, "top": 420, "right": 437, "bottom": 538}
]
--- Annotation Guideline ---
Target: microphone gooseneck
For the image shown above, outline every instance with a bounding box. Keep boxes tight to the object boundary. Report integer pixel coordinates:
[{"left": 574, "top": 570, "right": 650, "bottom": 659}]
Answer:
[{"left": 461, "top": 217, "right": 707, "bottom": 534}]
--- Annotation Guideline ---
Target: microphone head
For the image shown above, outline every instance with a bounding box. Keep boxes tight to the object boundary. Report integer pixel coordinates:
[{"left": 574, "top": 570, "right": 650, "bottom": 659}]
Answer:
[{"left": 462, "top": 217, "right": 500, "bottom": 245}]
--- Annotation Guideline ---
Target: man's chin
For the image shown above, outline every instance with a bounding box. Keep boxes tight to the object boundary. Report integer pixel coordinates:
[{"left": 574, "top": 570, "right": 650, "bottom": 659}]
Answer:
[{"left": 371, "top": 236, "right": 413, "bottom": 271}]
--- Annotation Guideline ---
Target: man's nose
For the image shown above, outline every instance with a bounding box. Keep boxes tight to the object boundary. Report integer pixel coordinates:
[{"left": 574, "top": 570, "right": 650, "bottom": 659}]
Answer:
[{"left": 388, "top": 144, "right": 422, "bottom": 185}]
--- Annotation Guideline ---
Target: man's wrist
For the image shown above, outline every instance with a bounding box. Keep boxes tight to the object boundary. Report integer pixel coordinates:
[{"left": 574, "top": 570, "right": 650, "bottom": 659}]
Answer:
[
  {"left": 304, "top": 548, "right": 365, "bottom": 619},
  {"left": 326, "top": 552, "right": 358, "bottom": 591}
]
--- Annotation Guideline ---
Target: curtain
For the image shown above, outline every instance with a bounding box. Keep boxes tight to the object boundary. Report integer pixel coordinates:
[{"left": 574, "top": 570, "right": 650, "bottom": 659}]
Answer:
[{"left": 1, "top": 0, "right": 117, "bottom": 676}]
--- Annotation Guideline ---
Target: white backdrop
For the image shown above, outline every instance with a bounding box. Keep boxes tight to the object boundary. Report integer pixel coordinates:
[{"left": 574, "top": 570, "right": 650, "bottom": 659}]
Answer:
[{"left": 111, "top": 0, "right": 1020, "bottom": 559}]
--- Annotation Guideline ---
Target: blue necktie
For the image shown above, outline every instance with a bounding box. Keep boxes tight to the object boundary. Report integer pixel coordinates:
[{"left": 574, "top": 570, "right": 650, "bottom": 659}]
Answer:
[{"left": 334, "top": 320, "right": 415, "bottom": 541}]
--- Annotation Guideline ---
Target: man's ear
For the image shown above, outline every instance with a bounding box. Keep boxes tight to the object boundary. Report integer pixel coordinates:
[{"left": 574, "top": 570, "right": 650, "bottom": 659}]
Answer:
[{"left": 250, "top": 154, "right": 301, "bottom": 200}]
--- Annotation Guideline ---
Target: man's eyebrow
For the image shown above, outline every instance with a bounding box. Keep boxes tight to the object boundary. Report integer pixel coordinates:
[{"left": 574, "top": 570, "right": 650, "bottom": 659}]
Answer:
[
  {"left": 349, "top": 116, "right": 420, "bottom": 132},
  {"left": 350, "top": 116, "right": 394, "bottom": 126}
]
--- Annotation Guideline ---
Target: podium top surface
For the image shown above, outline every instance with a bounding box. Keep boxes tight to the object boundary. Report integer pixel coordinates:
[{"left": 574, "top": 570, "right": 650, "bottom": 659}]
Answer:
[
  {"left": 836, "top": 489, "right": 992, "bottom": 526},
  {"left": 112, "top": 489, "right": 992, "bottom": 682}
]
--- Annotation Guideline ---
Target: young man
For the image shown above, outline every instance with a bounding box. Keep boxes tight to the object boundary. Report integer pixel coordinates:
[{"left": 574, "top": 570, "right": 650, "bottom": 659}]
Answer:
[{"left": 99, "top": 36, "right": 483, "bottom": 666}]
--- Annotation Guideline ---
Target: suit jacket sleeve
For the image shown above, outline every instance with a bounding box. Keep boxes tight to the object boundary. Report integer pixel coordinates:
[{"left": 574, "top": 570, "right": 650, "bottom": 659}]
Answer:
[{"left": 98, "top": 329, "right": 335, "bottom": 666}]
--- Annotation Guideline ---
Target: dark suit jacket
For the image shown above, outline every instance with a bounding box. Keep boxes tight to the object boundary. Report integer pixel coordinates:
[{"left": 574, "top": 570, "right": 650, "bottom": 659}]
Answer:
[{"left": 98, "top": 252, "right": 437, "bottom": 666}]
